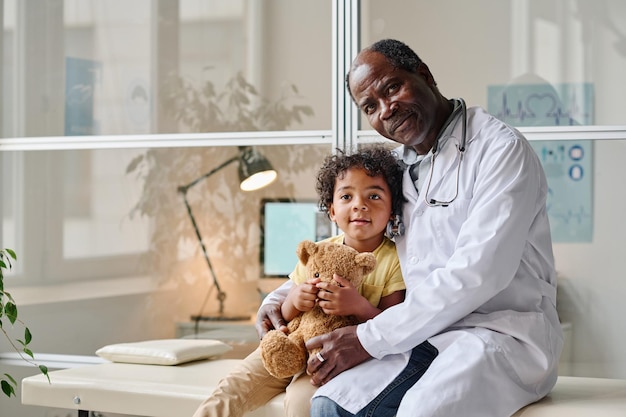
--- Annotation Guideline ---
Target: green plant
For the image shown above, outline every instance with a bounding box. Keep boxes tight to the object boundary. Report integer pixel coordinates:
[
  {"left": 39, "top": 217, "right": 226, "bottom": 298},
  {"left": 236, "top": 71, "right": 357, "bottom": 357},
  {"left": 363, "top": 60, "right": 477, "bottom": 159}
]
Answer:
[{"left": 0, "top": 248, "right": 49, "bottom": 397}]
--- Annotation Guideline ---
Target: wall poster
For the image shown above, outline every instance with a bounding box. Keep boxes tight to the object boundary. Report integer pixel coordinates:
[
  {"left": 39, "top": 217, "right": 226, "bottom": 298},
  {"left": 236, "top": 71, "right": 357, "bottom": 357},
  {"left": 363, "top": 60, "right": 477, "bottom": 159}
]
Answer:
[{"left": 488, "top": 81, "right": 594, "bottom": 242}]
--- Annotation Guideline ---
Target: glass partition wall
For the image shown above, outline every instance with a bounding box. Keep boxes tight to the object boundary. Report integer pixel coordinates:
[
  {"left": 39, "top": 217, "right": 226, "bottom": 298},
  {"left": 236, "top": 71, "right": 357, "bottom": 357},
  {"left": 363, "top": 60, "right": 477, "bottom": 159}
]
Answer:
[
  {"left": 1, "top": 0, "right": 625, "bottom": 381},
  {"left": 1, "top": 0, "right": 333, "bottom": 285}
]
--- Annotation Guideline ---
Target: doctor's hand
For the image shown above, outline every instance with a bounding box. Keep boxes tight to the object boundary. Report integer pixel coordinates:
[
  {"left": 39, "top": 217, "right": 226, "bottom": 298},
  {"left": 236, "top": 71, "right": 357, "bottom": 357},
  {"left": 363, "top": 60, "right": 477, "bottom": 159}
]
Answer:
[
  {"left": 305, "top": 325, "right": 372, "bottom": 387},
  {"left": 255, "top": 303, "right": 288, "bottom": 340}
]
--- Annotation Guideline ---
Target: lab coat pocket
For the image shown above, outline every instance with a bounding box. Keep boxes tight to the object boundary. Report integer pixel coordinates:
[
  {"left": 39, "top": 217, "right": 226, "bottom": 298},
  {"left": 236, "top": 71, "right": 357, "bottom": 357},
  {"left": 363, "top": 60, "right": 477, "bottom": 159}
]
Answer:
[
  {"left": 468, "top": 310, "right": 558, "bottom": 387},
  {"left": 427, "top": 197, "right": 471, "bottom": 254}
]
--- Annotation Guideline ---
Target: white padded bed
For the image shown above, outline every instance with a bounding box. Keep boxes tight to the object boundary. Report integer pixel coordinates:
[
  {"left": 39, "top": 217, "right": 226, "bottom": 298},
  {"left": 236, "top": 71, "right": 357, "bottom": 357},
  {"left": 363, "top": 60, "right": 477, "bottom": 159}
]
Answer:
[{"left": 22, "top": 358, "right": 626, "bottom": 417}]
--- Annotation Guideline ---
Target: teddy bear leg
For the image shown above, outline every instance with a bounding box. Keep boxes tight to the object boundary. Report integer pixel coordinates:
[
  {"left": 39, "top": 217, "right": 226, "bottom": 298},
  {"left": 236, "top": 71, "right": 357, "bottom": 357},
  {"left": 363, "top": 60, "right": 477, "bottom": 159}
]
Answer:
[{"left": 260, "top": 330, "right": 307, "bottom": 379}]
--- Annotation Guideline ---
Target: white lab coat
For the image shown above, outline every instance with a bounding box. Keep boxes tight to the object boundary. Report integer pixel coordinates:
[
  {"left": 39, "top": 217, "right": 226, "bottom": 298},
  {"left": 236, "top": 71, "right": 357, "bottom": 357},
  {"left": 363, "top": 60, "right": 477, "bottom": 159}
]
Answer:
[{"left": 264, "top": 106, "right": 563, "bottom": 416}]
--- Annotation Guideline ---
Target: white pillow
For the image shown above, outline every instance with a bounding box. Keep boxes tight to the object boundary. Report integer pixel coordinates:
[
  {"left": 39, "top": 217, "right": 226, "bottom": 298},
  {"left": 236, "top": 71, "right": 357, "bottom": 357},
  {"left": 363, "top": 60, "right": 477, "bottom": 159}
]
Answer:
[{"left": 96, "top": 339, "right": 232, "bottom": 365}]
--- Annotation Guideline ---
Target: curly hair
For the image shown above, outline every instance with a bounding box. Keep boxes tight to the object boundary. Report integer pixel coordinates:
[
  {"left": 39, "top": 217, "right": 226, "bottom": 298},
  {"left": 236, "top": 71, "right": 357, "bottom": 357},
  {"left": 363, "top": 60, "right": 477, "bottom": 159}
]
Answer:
[{"left": 316, "top": 144, "right": 404, "bottom": 218}]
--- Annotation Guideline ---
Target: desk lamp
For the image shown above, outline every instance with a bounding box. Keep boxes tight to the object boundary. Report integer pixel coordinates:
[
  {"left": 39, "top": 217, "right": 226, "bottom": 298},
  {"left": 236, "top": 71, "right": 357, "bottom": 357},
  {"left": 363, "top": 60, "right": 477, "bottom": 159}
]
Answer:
[{"left": 177, "top": 146, "right": 277, "bottom": 321}]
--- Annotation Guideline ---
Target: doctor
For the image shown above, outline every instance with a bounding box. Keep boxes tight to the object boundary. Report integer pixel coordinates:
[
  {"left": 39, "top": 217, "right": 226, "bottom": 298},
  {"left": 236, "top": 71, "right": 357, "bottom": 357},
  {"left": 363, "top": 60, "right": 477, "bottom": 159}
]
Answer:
[
  {"left": 305, "top": 38, "right": 564, "bottom": 416},
  {"left": 257, "top": 38, "right": 563, "bottom": 416}
]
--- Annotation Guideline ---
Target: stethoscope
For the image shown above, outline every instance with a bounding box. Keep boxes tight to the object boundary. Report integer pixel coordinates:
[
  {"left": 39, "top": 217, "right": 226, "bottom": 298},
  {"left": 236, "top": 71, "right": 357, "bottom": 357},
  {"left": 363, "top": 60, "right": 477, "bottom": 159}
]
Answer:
[
  {"left": 388, "top": 98, "right": 468, "bottom": 239},
  {"left": 423, "top": 98, "right": 467, "bottom": 207}
]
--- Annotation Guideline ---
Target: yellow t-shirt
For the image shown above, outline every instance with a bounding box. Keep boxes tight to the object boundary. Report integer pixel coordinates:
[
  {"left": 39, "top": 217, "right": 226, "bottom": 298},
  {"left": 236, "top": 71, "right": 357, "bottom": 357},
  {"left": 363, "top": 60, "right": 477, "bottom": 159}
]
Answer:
[{"left": 288, "top": 235, "right": 405, "bottom": 308}]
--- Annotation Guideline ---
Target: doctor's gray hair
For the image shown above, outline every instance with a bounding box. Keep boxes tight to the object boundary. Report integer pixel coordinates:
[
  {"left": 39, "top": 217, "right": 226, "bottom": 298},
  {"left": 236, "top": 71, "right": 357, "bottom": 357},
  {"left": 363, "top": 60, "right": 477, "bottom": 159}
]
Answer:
[{"left": 369, "top": 39, "right": 423, "bottom": 73}]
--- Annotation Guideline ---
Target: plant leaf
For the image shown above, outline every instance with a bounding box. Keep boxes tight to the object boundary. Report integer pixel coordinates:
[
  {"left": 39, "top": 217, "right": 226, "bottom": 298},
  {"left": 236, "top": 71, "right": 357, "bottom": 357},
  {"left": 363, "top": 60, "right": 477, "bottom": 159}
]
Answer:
[
  {"left": 39, "top": 365, "right": 50, "bottom": 383},
  {"left": 23, "top": 347, "right": 34, "bottom": 358},
  {"left": 1, "top": 383, "right": 15, "bottom": 397},
  {"left": 2, "top": 291, "right": 14, "bottom": 303},
  {"left": 4, "top": 302, "right": 17, "bottom": 324},
  {"left": 1, "top": 379, "right": 15, "bottom": 397}
]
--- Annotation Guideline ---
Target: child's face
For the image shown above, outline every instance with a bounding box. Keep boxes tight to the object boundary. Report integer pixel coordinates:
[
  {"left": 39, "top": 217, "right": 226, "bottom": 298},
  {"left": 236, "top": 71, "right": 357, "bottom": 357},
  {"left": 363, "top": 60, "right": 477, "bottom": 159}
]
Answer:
[{"left": 328, "top": 167, "right": 394, "bottom": 252}]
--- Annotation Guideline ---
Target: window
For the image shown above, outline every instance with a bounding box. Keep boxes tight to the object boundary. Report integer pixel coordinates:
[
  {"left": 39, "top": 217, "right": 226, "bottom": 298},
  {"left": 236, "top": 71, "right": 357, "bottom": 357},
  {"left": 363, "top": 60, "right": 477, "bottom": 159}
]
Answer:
[{"left": 0, "top": 0, "right": 332, "bottom": 286}]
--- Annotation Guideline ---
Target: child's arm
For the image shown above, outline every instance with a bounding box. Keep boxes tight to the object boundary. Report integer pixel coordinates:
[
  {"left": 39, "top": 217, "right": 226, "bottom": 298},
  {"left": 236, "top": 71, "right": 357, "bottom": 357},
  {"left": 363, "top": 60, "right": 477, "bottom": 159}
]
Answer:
[
  {"left": 280, "top": 278, "right": 321, "bottom": 322},
  {"left": 316, "top": 276, "right": 405, "bottom": 323},
  {"left": 376, "top": 290, "right": 405, "bottom": 311}
]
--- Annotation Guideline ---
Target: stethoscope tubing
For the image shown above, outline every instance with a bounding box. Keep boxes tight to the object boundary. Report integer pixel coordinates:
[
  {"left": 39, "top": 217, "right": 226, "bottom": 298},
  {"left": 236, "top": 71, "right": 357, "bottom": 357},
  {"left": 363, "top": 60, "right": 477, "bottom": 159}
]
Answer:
[{"left": 423, "top": 98, "right": 467, "bottom": 207}]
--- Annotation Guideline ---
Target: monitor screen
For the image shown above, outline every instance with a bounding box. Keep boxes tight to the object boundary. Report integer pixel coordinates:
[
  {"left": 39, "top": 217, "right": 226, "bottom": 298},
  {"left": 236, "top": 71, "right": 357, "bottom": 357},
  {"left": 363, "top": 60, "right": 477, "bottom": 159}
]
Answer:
[{"left": 260, "top": 199, "right": 332, "bottom": 278}]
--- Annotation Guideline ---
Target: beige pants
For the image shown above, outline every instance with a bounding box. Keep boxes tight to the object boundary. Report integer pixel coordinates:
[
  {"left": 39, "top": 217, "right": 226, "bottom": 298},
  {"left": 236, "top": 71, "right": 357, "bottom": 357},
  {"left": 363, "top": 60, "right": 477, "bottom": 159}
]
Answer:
[{"left": 192, "top": 347, "right": 317, "bottom": 417}]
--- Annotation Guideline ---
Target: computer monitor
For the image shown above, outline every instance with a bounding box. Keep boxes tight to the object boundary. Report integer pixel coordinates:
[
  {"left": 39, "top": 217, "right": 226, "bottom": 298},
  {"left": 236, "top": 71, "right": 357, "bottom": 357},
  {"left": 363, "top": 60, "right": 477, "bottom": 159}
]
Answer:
[{"left": 260, "top": 198, "right": 332, "bottom": 278}]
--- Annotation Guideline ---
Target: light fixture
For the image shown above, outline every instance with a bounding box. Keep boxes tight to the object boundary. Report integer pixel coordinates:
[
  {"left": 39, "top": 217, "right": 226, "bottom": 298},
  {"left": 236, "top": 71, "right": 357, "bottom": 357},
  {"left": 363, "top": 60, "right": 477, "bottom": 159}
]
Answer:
[{"left": 177, "top": 146, "right": 277, "bottom": 321}]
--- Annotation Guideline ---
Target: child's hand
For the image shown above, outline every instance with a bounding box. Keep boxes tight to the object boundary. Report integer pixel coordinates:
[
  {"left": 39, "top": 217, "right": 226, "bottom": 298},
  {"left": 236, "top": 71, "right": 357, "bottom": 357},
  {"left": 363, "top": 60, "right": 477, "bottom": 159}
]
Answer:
[
  {"left": 290, "top": 278, "right": 321, "bottom": 313},
  {"left": 316, "top": 274, "right": 369, "bottom": 317}
]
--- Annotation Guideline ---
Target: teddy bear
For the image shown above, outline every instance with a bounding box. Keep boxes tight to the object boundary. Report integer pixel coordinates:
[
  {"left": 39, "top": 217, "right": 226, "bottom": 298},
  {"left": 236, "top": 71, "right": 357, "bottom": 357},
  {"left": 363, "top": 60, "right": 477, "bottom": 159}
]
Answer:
[{"left": 259, "top": 239, "right": 376, "bottom": 379}]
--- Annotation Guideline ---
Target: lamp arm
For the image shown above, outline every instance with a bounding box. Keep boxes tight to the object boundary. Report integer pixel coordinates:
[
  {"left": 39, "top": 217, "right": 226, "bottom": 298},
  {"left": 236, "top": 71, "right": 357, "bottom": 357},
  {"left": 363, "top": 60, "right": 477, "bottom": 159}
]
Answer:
[
  {"left": 180, "top": 194, "right": 221, "bottom": 286},
  {"left": 177, "top": 156, "right": 239, "bottom": 316},
  {"left": 177, "top": 156, "right": 239, "bottom": 194}
]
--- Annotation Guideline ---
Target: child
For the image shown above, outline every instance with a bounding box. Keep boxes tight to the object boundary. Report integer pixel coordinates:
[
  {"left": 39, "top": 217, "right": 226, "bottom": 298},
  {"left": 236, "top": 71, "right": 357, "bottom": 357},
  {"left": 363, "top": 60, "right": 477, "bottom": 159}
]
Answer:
[{"left": 192, "top": 144, "right": 406, "bottom": 417}]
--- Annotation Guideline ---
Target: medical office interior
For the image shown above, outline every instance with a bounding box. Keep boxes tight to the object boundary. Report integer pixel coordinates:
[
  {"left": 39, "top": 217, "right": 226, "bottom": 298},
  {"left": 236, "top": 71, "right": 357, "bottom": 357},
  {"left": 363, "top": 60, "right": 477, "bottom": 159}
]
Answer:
[{"left": 1, "top": 1, "right": 625, "bottom": 416}]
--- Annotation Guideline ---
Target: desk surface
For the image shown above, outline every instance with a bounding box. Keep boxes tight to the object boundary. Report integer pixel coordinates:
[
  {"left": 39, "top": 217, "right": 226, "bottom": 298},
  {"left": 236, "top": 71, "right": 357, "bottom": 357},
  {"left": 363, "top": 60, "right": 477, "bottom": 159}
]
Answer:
[
  {"left": 177, "top": 321, "right": 259, "bottom": 359},
  {"left": 175, "top": 320, "right": 256, "bottom": 339}
]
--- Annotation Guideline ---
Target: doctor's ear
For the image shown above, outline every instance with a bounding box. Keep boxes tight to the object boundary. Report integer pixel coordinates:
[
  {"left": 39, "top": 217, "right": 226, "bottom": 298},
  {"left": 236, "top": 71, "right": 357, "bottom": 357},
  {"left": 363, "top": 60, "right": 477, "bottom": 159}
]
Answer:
[{"left": 417, "top": 62, "right": 436, "bottom": 87}]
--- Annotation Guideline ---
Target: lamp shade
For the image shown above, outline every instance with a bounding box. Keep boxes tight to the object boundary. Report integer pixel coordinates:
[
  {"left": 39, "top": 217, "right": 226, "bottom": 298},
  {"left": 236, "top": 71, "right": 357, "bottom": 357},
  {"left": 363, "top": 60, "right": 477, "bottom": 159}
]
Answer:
[{"left": 238, "top": 147, "right": 277, "bottom": 191}]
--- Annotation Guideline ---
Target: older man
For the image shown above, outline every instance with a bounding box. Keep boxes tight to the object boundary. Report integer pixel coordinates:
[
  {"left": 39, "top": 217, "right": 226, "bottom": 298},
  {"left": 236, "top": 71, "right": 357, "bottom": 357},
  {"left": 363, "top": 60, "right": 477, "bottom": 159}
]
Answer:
[{"left": 259, "top": 38, "right": 562, "bottom": 417}]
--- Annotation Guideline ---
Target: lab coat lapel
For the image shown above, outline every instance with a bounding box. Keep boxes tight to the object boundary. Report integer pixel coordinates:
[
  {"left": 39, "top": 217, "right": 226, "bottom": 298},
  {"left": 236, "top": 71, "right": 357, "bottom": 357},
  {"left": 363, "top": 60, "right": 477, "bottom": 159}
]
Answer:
[{"left": 402, "top": 165, "right": 419, "bottom": 204}]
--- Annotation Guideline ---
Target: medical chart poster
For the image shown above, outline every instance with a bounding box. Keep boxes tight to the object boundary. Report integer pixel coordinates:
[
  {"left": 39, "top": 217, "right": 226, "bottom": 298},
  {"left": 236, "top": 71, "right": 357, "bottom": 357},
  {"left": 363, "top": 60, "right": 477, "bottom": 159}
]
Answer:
[
  {"left": 487, "top": 82, "right": 593, "bottom": 127},
  {"left": 487, "top": 82, "right": 594, "bottom": 242},
  {"left": 528, "top": 140, "right": 593, "bottom": 242}
]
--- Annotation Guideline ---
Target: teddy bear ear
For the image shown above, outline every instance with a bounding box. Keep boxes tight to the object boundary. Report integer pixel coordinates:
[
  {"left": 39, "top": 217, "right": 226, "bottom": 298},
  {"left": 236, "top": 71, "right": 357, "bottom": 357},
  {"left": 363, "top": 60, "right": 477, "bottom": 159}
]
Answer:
[
  {"left": 355, "top": 252, "right": 377, "bottom": 276},
  {"left": 296, "top": 240, "right": 318, "bottom": 265}
]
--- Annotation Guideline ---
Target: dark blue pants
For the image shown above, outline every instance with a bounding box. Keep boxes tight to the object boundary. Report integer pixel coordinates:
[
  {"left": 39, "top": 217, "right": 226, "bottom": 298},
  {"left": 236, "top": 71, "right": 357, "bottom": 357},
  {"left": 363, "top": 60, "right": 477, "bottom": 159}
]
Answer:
[{"left": 310, "top": 341, "right": 438, "bottom": 417}]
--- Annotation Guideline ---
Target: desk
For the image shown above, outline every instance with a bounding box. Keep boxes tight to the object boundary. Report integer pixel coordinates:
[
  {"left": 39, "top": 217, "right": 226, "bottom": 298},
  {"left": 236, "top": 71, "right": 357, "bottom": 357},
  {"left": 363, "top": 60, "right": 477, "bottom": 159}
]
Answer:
[{"left": 176, "top": 320, "right": 259, "bottom": 359}]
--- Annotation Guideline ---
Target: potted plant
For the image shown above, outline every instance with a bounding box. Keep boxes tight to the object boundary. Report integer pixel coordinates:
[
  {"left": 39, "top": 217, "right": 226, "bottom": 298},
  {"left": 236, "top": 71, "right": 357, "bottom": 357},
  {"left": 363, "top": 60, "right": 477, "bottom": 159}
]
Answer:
[{"left": 0, "top": 248, "right": 49, "bottom": 397}]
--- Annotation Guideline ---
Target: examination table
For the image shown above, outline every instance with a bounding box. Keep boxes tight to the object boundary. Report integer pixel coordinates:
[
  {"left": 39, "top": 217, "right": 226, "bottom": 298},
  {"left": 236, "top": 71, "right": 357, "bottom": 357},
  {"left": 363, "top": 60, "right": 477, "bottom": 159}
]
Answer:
[{"left": 21, "top": 357, "right": 626, "bottom": 417}]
